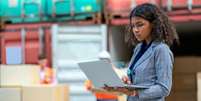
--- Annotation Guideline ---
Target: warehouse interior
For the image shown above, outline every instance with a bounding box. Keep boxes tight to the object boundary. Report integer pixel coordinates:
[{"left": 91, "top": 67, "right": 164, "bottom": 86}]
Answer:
[{"left": 1, "top": 0, "right": 201, "bottom": 101}]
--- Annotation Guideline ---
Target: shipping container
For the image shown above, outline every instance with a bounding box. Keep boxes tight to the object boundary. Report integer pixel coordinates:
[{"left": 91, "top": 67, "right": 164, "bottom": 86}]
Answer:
[
  {"left": 1, "top": 0, "right": 23, "bottom": 23},
  {"left": 105, "top": 0, "right": 160, "bottom": 12},
  {"left": 46, "top": 0, "right": 71, "bottom": 17},
  {"left": 162, "top": 0, "right": 201, "bottom": 11},
  {"left": 169, "top": 14, "right": 201, "bottom": 23},
  {"left": 0, "top": 0, "right": 2, "bottom": 16},
  {"left": 0, "top": 0, "right": 47, "bottom": 23},
  {"left": 0, "top": 23, "right": 51, "bottom": 66},
  {"left": 105, "top": 0, "right": 161, "bottom": 25},
  {"left": 73, "top": 0, "right": 102, "bottom": 23},
  {"left": 23, "top": 0, "right": 47, "bottom": 22},
  {"left": 52, "top": 24, "right": 108, "bottom": 101},
  {"left": 0, "top": 32, "right": 2, "bottom": 64},
  {"left": 74, "top": 0, "right": 102, "bottom": 14},
  {"left": 47, "top": 0, "right": 102, "bottom": 22}
]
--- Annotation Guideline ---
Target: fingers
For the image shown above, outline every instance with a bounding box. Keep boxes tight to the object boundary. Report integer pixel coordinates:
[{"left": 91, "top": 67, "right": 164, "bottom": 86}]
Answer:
[
  {"left": 128, "top": 90, "right": 137, "bottom": 96},
  {"left": 122, "top": 76, "right": 131, "bottom": 84}
]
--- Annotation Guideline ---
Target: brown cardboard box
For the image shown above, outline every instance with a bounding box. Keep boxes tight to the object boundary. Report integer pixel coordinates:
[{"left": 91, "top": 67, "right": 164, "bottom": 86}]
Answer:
[
  {"left": 197, "top": 72, "right": 201, "bottom": 101},
  {"left": 166, "top": 91, "right": 196, "bottom": 101},
  {"left": 0, "top": 64, "right": 40, "bottom": 86},
  {"left": 174, "top": 57, "right": 201, "bottom": 73},
  {"left": 0, "top": 87, "right": 21, "bottom": 101},
  {"left": 118, "top": 95, "right": 127, "bottom": 101},
  {"left": 22, "top": 84, "right": 69, "bottom": 101},
  {"left": 172, "top": 74, "right": 196, "bottom": 92}
]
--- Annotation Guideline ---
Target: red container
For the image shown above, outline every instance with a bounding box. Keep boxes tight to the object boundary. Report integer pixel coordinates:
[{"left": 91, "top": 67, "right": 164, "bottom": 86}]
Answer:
[
  {"left": 106, "top": 0, "right": 161, "bottom": 12},
  {"left": 0, "top": 23, "right": 52, "bottom": 66},
  {"left": 193, "top": 0, "right": 201, "bottom": 7},
  {"left": 169, "top": 14, "right": 201, "bottom": 23},
  {"left": 105, "top": 0, "right": 161, "bottom": 25},
  {"left": 162, "top": 0, "right": 201, "bottom": 11},
  {"left": 0, "top": 34, "right": 1, "bottom": 64},
  {"left": 0, "top": 28, "right": 22, "bottom": 64},
  {"left": 162, "top": 0, "right": 188, "bottom": 10},
  {"left": 106, "top": 0, "right": 130, "bottom": 12}
]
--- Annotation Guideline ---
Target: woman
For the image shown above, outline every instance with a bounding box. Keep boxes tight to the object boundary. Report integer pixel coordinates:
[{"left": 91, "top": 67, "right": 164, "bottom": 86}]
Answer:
[{"left": 104, "top": 3, "right": 179, "bottom": 101}]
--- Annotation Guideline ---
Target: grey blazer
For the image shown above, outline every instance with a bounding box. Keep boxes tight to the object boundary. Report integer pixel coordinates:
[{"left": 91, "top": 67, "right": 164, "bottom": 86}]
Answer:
[{"left": 127, "top": 41, "right": 174, "bottom": 101}]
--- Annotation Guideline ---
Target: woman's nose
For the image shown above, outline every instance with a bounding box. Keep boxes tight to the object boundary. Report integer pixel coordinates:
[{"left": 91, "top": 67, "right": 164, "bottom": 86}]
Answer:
[{"left": 133, "top": 27, "right": 139, "bottom": 33}]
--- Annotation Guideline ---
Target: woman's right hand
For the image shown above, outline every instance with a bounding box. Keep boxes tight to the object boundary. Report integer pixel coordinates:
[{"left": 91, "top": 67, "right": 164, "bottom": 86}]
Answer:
[
  {"left": 84, "top": 80, "right": 93, "bottom": 91},
  {"left": 122, "top": 76, "right": 131, "bottom": 84}
]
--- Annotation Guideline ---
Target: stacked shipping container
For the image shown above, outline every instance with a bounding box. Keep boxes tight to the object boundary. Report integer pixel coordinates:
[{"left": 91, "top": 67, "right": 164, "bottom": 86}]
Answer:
[
  {"left": 104, "top": 0, "right": 161, "bottom": 25},
  {"left": 0, "top": 23, "right": 52, "bottom": 66},
  {"left": 162, "top": 0, "right": 201, "bottom": 22},
  {"left": 0, "top": 0, "right": 102, "bottom": 24},
  {"left": 1, "top": 0, "right": 201, "bottom": 101}
]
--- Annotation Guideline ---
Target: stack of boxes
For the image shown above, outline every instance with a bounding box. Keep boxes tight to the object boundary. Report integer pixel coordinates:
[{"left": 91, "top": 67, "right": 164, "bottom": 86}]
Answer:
[
  {"left": 0, "top": 64, "right": 69, "bottom": 101},
  {"left": 166, "top": 57, "right": 201, "bottom": 101}
]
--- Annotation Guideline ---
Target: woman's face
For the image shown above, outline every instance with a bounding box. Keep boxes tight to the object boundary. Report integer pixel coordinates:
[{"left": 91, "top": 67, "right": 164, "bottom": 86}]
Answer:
[{"left": 131, "top": 16, "right": 153, "bottom": 43}]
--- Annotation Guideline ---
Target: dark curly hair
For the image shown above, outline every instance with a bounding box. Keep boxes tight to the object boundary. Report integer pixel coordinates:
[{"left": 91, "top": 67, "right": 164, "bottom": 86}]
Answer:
[{"left": 125, "top": 3, "right": 179, "bottom": 46}]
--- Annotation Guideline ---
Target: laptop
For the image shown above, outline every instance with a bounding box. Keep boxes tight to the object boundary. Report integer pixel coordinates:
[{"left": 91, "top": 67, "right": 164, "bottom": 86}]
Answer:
[{"left": 78, "top": 60, "right": 149, "bottom": 90}]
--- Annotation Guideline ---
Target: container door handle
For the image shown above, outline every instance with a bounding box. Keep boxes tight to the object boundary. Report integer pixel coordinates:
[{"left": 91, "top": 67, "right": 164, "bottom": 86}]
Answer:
[
  {"left": 167, "top": 0, "right": 172, "bottom": 11},
  {"left": 130, "top": 0, "right": 136, "bottom": 9},
  {"left": 38, "top": 27, "right": 44, "bottom": 56},
  {"left": 188, "top": 0, "right": 192, "bottom": 10},
  {"left": 21, "top": 28, "right": 26, "bottom": 64}
]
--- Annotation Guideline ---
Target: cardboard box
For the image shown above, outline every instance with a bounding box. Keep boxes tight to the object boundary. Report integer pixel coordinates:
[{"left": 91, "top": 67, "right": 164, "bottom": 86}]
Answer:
[
  {"left": 197, "top": 72, "right": 201, "bottom": 101},
  {"left": 118, "top": 94, "right": 127, "bottom": 101},
  {"left": 174, "top": 57, "right": 201, "bottom": 73},
  {"left": 166, "top": 91, "right": 196, "bottom": 101},
  {"left": 172, "top": 74, "right": 196, "bottom": 92},
  {"left": 0, "top": 64, "right": 40, "bottom": 86},
  {"left": 22, "top": 84, "right": 69, "bottom": 101},
  {"left": 0, "top": 87, "right": 21, "bottom": 101}
]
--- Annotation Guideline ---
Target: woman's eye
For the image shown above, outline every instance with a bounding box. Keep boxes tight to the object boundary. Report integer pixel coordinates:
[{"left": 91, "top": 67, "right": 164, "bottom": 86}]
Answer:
[
  {"left": 136, "top": 23, "right": 144, "bottom": 27},
  {"left": 131, "top": 23, "right": 144, "bottom": 28}
]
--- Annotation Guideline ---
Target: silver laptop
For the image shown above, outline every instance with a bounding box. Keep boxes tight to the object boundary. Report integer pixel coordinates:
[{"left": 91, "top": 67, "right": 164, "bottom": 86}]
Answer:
[{"left": 78, "top": 60, "right": 149, "bottom": 89}]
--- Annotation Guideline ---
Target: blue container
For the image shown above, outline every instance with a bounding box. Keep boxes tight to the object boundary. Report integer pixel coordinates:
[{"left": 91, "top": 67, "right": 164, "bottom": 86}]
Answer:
[
  {"left": 74, "top": 0, "right": 102, "bottom": 14},
  {"left": 23, "top": 0, "right": 47, "bottom": 22},
  {"left": 1, "top": 0, "right": 23, "bottom": 23},
  {"left": 47, "top": 0, "right": 71, "bottom": 17}
]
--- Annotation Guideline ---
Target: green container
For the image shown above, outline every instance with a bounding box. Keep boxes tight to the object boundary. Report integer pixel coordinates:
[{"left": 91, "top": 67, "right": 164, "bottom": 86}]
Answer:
[
  {"left": 0, "top": 0, "right": 2, "bottom": 16},
  {"left": 73, "top": 0, "right": 102, "bottom": 21},
  {"left": 47, "top": 0, "right": 102, "bottom": 21},
  {"left": 23, "top": 0, "right": 47, "bottom": 22},
  {"left": 74, "top": 0, "right": 102, "bottom": 14},
  {"left": 1, "top": 0, "right": 23, "bottom": 23},
  {"left": 47, "top": 0, "right": 71, "bottom": 16}
]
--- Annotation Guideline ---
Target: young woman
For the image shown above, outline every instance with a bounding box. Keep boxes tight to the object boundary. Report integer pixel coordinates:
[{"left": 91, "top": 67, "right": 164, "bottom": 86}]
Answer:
[{"left": 104, "top": 3, "right": 179, "bottom": 101}]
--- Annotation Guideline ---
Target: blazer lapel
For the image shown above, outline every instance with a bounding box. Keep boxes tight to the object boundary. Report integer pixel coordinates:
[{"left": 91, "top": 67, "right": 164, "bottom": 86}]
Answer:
[
  {"left": 132, "top": 42, "right": 158, "bottom": 70},
  {"left": 128, "top": 44, "right": 142, "bottom": 69}
]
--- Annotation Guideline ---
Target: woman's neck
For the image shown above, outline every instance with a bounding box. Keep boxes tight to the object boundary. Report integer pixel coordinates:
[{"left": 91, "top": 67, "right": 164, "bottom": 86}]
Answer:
[{"left": 145, "top": 36, "right": 152, "bottom": 44}]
